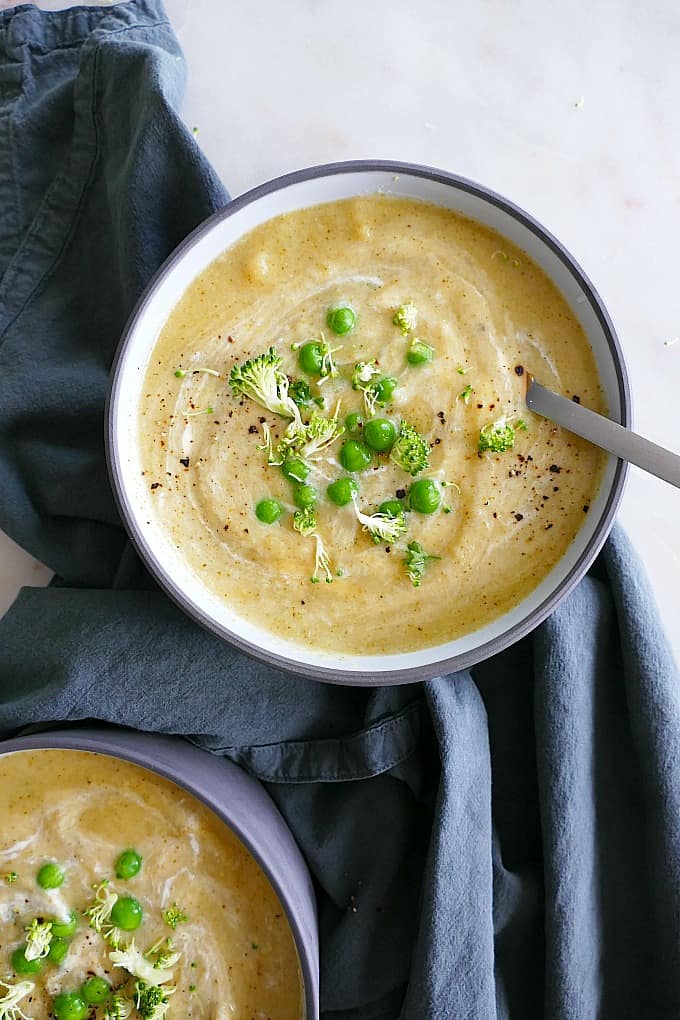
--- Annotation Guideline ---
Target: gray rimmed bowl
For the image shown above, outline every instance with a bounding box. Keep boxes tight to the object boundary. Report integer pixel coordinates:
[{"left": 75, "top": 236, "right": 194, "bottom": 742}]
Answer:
[
  {"left": 106, "top": 160, "right": 630, "bottom": 685},
  {"left": 0, "top": 726, "right": 319, "bottom": 1018}
]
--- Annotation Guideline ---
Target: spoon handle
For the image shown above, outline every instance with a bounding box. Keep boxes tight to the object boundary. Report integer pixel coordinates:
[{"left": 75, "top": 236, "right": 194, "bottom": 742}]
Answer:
[{"left": 526, "top": 378, "right": 680, "bottom": 490}]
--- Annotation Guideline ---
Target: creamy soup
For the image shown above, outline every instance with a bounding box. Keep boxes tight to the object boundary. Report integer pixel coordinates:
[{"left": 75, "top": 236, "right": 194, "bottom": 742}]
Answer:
[
  {"left": 138, "top": 196, "right": 605, "bottom": 654},
  {"left": 0, "top": 750, "right": 303, "bottom": 1020}
]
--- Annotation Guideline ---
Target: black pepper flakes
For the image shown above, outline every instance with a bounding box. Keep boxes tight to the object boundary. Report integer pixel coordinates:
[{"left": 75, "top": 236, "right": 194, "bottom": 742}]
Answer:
[
  {"left": 549, "top": 464, "right": 561, "bottom": 474},
  {"left": 396, "top": 489, "right": 406, "bottom": 499},
  {"left": 572, "top": 395, "right": 581, "bottom": 403},
  {"left": 583, "top": 504, "right": 590, "bottom": 513},
  {"left": 248, "top": 425, "right": 258, "bottom": 434},
  {"left": 515, "top": 365, "right": 524, "bottom": 376},
  {"left": 179, "top": 457, "right": 190, "bottom": 468},
  {"left": 150, "top": 483, "right": 161, "bottom": 490},
  {"left": 514, "top": 513, "right": 524, "bottom": 521}
]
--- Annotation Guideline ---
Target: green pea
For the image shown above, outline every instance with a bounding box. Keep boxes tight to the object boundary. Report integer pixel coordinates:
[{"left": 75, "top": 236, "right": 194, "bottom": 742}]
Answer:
[
  {"left": 53, "top": 991, "right": 88, "bottom": 1020},
  {"left": 12, "top": 946, "right": 44, "bottom": 975},
  {"left": 407, "top": 340, "right": 435, "bottom": 365},
  {"left": 255, "top": 498, "right": 283, "bottom": 524},
  {"left": 37, "top": 862, "right": 64, "bottom": 889},
  {"left": 281, "top": 457, "right": 310, "bottom": 482},
  {"left": 363, "top": 418, "right": 396, "bottom": 452},
  {"left": 339, "top": 440, "right": 372, "bottom": 473},
  {"left": 326, "top": 305, "right": 356, "bottom": 336},
  {"left": 344, "top": 411, "right": 364, "bottom": 435},
  {"left": 115, "top": 849, "right": 142, "bottom": 880},
  {"left": 379, "top": 499, "right": 404, "bottom": 518},
  {"left": 408, "top": 479, "right": 441, "bottom": 514},
  {"left": 327, "top": 478, "right": 359, "bottom": 507},
  {"left": 293, "top": 484, "right": 317, "bottom": 510},
  {"left": 51, "top": 911, "right": 78, "bottom": 938},
  {"left": 48, "top": 937, "right": 71, "bottom": 966},
  {"left": 298, "top": 341, "right": 324, "bottom": 375},
  {"left": 110, "top": 896, "right": 143, "bottom": 931},
  {"left": 374, "top": 376, "right": 399, "bottom": 405},
  {"left": 82, "top": 977, "right": 111, "bottom": 1006}
]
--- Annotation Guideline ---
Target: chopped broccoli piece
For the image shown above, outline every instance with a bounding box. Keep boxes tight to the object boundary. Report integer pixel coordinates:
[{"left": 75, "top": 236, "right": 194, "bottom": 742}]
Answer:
[
  {"left": 289, "top": 379, "right": 312, "bottom": 406},
  {"left": 352, "top": 496, "right": 407, "bottom": 545},
  {"left": 299, "top": 412, "right": 345, "bottom": 460},
  {"left": 351, "top": 361, "right": 381, "bottom": 415},
  {"left": 103, "top": 995, "right": 133, "bottom": 1020},
  {"left": 390, "top": 421, "right": 430, "bottom": 476},
  {"left": 256, "top": 422, "right": 284, "bottom": 465},
  {"left": 478, "top": 417, "right": 528, "bottom": 454},
  {"left": 403, "top": 541, "right": 440, "bottom": 587},
  {"left": 392, "top": 301, "right": 418, "bottom": 335},
  {"left": 229, "top": 346, "right": 303, "bottom": 431},
  {"left": 109, "top": 939, "right": 178, "bottom": 986},
  {"left": 293, "top": 507, "right": 317, "bottom": 536},
  {"left": 84, "top": 880, "right": 119, "bottom": 940},
  {"left": 135, "top": 982, "right": 174, "bottom": 1020},
  {"left": 459, "top": 384, "right": 474, "bottom": 404},
  {"left": 163, "top": 903, "right": 188, "bottom": 930},
  {"left": 4, "top": 872, "right": 18, "bottom": 884}
]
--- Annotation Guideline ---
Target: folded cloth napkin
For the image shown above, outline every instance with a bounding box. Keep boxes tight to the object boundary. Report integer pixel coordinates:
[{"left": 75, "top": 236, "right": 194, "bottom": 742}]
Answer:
[{"left": 1, "top": 4, "right": 679, "bottom": 1018}]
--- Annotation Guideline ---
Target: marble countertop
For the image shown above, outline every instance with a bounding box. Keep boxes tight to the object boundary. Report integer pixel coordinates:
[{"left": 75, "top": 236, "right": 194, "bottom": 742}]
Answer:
[{"left": 2, "top": 0, "right": 679, "bottom": 664}]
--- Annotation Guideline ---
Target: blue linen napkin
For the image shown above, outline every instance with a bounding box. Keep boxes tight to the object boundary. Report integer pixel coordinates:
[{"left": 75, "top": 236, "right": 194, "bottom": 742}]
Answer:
[{"left": 0, "top": 4, "right": 678, "bottom": 1018}]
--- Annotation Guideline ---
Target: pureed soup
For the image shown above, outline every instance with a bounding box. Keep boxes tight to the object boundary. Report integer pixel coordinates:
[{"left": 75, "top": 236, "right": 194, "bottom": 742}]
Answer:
[
  {"left": 138, "top": 196, "right": 605, "bottom": 655},
  {"left": 0, "top": 750, "right": 303, "bottom": 1020}
]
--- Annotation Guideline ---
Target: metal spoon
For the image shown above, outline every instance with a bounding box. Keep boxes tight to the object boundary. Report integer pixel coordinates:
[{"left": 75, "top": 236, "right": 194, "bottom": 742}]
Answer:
[{"left": 525, "top": 376, "right": 680, "bottom": 490}]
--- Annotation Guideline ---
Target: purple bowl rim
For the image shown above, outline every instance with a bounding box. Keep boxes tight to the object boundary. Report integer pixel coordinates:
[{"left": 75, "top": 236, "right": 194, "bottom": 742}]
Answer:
[
  {"left": 0, "top": 726, "right": 318, "bottom": 1018},
  {"left": 105, "top": 158, "right": 631, "bottom": 686}
]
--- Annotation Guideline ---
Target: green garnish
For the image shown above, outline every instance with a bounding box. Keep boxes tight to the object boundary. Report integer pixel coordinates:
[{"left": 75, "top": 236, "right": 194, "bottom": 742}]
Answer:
[
  {"left": 456, "top": 365, "right": 469, "bottom": 375},
  {"left": 52, "top": 991, "right": 88, "bottom": 1020},
  {"left": 251, "top": 942, "right": 259, "bottom": 950},
  {"left": 392, "top": 301, "right": 418, "bottom": 335},
  {"left": 82, "top": 977, "right": 111, "bottom": 1006},
  {"left": 293, "top": 484, "right": 317, "bottom": 510},
  {"left": 296, "top": 337, "right": 339, "bottom": 379},
  {"left": 4, "top": 872, "right": 17, "bottom": 884},
  {"left": 103, "top": 994, "right": 133, "bottom": 1020},
  {"left": 174, "top": 369, "right": 186, "bottom": 378},
  {"left": 109, "top": 938, "right": 179, "bottom": 985},
  {"left": 111, "top": 896, "right": 143, "bottom": 932},
  {"left": 115, "top": 849, "right": 142, "bottom": 880},
  {"left": 339, "top": 439, "right": 372, "bottom": 473},
  {"left": 135, "top": 982, "right": 174, "bottom": 1020},
  {"left": 459, "top": 384, "right": 473, "bottom": 404},
  {"left": 293, "top": 507, "right": 317, "bottom": 536},
  {"left": 255, "top": 498, "right": 283, "bottom": 524},
  {"left": 406, "top": 339, "right": 434, "bottom": 365},
  {"left": 351, "top": 361, "right": 380, "bottom": 415},
  {"left": 84, "top": 880, "right": 118, "bottom": 940},
  {"left": 163, "top": 903, "right": 188, "bottom": 930},
  {"left": 352, "top": 497, "right": 407, "bottom": 545},
  {"left": 24, "top": 918, "right": 53, "bottom": 962},
  {"left": 188, "top": 985, "right": 197, "bottom": 993},
  {"left": 229, "top": 347, "right": 303, "bottom": 431},
  {"left": 0, "top": 979, "right": 35, "bottom": 1020},
  {"left": 408, "top": 479, "right": 441, "bottom": 515},
  {"left": 327, "top": 477, "right": 359, "bottom": 507},
  {"left": 289, "top": 379, "right": 312, "bottom": 406},
  {"left": 51, "top": 910, "right": 77, "bottom": 938},
  {"left": 11, "top": 946, "right": 44, "bottom": 975},
  {"left": 36, "top": 862, "right": 64, "bottom": 889},
  {"left": 363, "top": 417, "right": 396, "bottom": 452},
  {"left": 478, "top": 416, "right": 528, "bottom": 454},
  {"left": 256, "top": 422, "right": 284, "bottom": 466},
  {"left": 298, "top": 411, "right": 345, "bottom": 459},
  {"left": 403, "top": 541, "right": 440, "bottom": 587},
  {"left": 390, "top": 421, "right": 430, "bottom": 476},
  {"left": 326, "top": 304, "right": 356, "bottom": 336}
]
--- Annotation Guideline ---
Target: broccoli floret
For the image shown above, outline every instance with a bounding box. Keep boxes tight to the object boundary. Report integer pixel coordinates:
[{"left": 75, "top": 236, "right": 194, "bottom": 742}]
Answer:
[
  {"left": 392, "top": 301, "right": 418, "bottom": 335},
  {"left": 403, "top": 541, "right": 440, "bottom": 587},
  {"left": 351, "top": 361, "right": 381, "bottom": 415},
  {"left": 352, "top": 496, "right": 407, "bottom": 545},
  {"left": 289, "top": 379, "right": 312, "bottom": 406},
  {"left": 312, "top": 534, "right": 334, "bottom": 584},
  {"left": 478, "top": 417, "right": 528, "bottom": 454},
  {"left": 458, "top": 384, "right": 474, "bottom": 404},
  {"left": 229, "top": 346, "right": 302, "bottom": 431},
  {"left": 108, "top": 938, "right": 178, "bottom": 985},
  {"left": 23, "top": 919, "right": 53, "bottom": 962},
  {"left": 293, "top": 507, "right": 317, "bottom": 536},
  {"left": 299, "top": 412, "right": 345, "bottom": 460},
  {"left": 103, "top": 995, "right": 133, "bottom": 1020},
  {"left": 390, "top": 421, "right": 430, "bottom": 476},
  {"left": 163, "top": 903, "right": 188, "bottom": 930},
  {"left": 135, "top": 982, "right": 174, "bottom": 1020}
]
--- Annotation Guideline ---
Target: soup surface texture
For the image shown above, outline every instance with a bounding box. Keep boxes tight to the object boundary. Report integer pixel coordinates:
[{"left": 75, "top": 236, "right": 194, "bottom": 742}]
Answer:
[
  {"left": 138, "top": 195, "right": 605, "bottom": 654},
  {"left": 0, "top": 749, "right": 302, "bottom": 1020}
]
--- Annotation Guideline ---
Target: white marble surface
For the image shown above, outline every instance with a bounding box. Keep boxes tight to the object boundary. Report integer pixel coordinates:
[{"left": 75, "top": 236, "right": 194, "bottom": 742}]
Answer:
[{"left": 1, "top": 0, "right": 679, "bottom": 665}]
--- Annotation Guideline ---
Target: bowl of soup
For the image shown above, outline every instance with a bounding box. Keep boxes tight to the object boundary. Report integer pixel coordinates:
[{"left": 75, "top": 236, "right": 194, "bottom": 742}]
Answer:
[
  {"left": 107, "top": 161, "right": 630, "bottom": 684},
  {"left": 0, "top": 727, "right": 317, "bottom": 1019}
]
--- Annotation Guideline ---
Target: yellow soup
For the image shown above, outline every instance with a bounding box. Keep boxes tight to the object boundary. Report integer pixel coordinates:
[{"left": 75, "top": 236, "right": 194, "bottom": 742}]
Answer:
[
  {"left": 0, "top": 750, "right": 303, "bottom": 1020},
  {"left": 138, "top": 195, "right": 605, "bottom": 654}
]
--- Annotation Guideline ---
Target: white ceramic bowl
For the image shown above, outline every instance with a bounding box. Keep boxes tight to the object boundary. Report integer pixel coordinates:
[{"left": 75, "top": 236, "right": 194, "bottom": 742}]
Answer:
[{"left": 107, "top": 161, "right": 630, "bottom": 685}]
